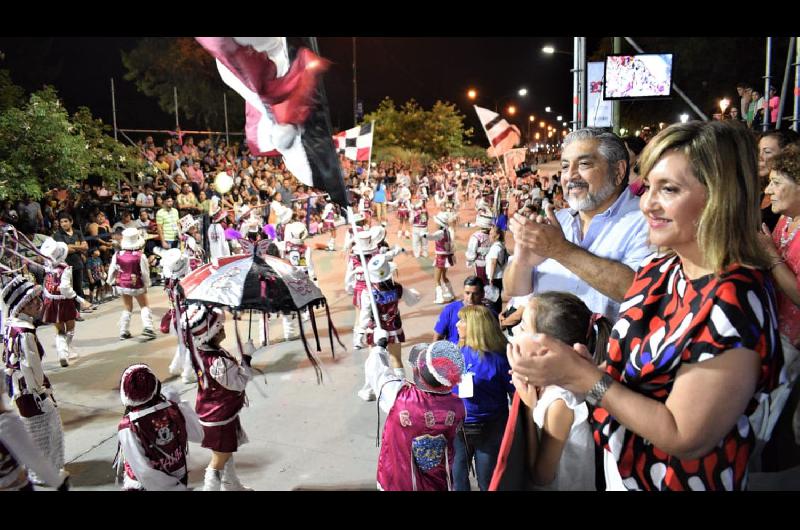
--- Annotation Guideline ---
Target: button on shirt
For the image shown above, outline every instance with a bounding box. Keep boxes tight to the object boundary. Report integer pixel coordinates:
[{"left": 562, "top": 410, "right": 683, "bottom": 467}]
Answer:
[
  {"left": 453, "top": 346, "right": 515, "bottom": 423},
  {"left": 530, "top": 187, "right": 651, "bottom": 321}
]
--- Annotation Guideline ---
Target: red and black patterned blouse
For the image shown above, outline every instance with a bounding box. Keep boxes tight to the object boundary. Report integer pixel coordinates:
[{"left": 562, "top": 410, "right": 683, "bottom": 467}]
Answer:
[{"left": 591, "top": 253, "right": 782, "bottom": 491}]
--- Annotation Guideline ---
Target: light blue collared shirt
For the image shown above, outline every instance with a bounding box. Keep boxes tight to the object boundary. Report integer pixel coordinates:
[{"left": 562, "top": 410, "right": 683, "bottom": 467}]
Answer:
[{"left": 529, "top": 187, "right": 651, "bottom": 321}]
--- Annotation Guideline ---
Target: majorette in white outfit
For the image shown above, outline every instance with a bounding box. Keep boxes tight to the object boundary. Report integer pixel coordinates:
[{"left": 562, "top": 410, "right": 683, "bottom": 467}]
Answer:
[
  {"left": 358, "top": 186, "right": 374, "bottom": 221},
  {"left": 207, "top": 198, "right": 231, "bottom": 260},
  {"left": 115, "top": 364, "right": 203, "bottom": 490},
  {"left": 39, "top": 238, "right": 85, "bottom": 366},
  {"left": 159, "top": 248, "right": 195, "bottom": 384},
  {"left": 279, "top": 221, "right": 317, "bottom": 341},
  {"left": 425, "top": 211, "right": 457, "bottom": 304},
  {"left": 410, "top": 197, "right": 430, "bottom": 258},
  {"left": 179, "top": 215, "right": 205, "bottom": 272},
  {"left": 356, "top": 255, "right": 421, "bottom": 401},
  {"left": 322, "top": 202, "right": 337, "bottom": 250},
  {"left": 108, "top": 228, "right": 154, "bottom": 341},
  {"left": 465, "top": 212, "right": 494, "bottom": 282},
  {"left": 1, "top": 274, "right": 67, "bottom": 486},
  {"left": 0, "top": 371, "right": 69, "bottom": 491},
  {"left": 184, "top": 304, "right": 254, "bottom": 491}
]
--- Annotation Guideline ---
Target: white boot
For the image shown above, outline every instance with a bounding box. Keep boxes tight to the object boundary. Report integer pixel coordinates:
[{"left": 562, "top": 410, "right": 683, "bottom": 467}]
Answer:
[
  {"left": 357, "top": 378, "right": 376, "bottom": 401},
  {"left": 327, "top": 237, "right": 336, "bottom": 251},
  {"left": 119, "top": 310, "right": 132, "bottom": 340},
  {"left": 140, "top": 307, "right": 156, "bottom": 340},
  {"left": 434, "top": 286, "right": 445, "bottom": 304},
  {"left": 221, "top": 458, "right": 253, "bottom": 491},
  {"left": 353, "top": 329, "right": 365, "bottom": 350},
  {"left": 405, "top": 230, "right": 411, "bottom": 239},
  {"left": 168, "top": 345, "right": 183, "bottom": 376},
  {"left": 397, "top": 230, "right": 403, "bottom": 239},
  {"left": 65, "top": 330, "right": 78, "bottom": 360},
  {"left": 442, "top": 281, "right": 455, "bottom": 302},
  {"left": 55, "top": 334, "right": 69, "bottom": 367},
  {"left": 202, "top": 467, "right": 222, "bottom": 491}
]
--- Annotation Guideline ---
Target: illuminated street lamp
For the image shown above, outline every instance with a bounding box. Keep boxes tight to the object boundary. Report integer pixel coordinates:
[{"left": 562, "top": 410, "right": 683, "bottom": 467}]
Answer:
[
  {"left": 518, "top": 88, "right": 528, "bottom": 97},
  {"left": 542, "top": 45, "right": 555, "bottom": 54},
  {"left": 562, "top": 121, "right": 568, "bottom": 127},
  {"left": 680, "top": 113, "right": 689, "bottom": 123},
  {"left": 539, "top": 121, "right": 545, "bottom": 128},
  {"left": 719, "top": 98, "right": 730, "bottom": 114},
  {"left": 529, "top": 115, "right": 535, "bottom": 122},
  {"left": 545, "top": 106, "right": 552, "bottom": 113},
  {"left": 507, "top": 105, "right": 517, "bottom": 116},
  {"left": 534, "top": 132, "right": 541, "bottom": 140},
  {"left": 467, "top": 88, "right": 477, "bottom": 100}
]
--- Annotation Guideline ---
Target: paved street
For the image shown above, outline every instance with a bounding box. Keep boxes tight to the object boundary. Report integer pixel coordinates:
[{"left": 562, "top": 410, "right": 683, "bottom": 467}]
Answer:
[{"left": 36, "top": 171, "right": 537, "bottom": 491}]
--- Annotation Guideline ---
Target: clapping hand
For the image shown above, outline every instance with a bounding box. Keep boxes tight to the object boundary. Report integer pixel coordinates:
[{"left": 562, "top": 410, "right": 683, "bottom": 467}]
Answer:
[{"left": 508, "top": 204, "right": 565, "bottom": 264}]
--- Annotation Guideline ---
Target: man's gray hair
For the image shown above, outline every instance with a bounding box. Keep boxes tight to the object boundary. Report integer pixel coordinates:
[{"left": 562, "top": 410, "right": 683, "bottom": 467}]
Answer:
[{"left": 562, "top": 128, "right": 630, "bottom": 181}]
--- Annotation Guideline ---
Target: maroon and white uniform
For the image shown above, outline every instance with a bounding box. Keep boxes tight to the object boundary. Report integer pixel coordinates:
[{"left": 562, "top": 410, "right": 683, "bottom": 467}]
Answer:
[
  {"left": 108, "top": 249, "right": 150, "bottom": 296},
  {"left": 359, "top": 196, "right": 373, "bottom": 220},
  {"left": 396, "top": 198, "right": 411, "bottom": 221},
  {"left": 429, "top": 227, "right": 455, "bottom": 269},
  {"left": 41, "top": 265, "right": 79, "bottom": 323},
  {"left": 465, "top": 230, "right": 491, "bottom": 281},
  {"left": 411, "top": 206, "right": 429, "bottom": 258},
  {"left": 323, "top": 208, "right": 336, "bottom": 232},
  {"left": 2, "top": 316, "right": 65, "bottom": 482},
  {"left": 349, "top": 252, "right": 376, "bottom": 308},
  {"left": 183, "top": 235, "right": 204, "bottom": 271},
  {"left": 192, "top": 345, "right": 252, "bottom": 453},
  {"left": 117, "top": 393, "right": 203, "bottom": 491},
  {"left": 285, "top": 241, "right": 316, "bottom": 281},
  {"left": 364, "top": 283, "right": 406, "bottom": 345}
]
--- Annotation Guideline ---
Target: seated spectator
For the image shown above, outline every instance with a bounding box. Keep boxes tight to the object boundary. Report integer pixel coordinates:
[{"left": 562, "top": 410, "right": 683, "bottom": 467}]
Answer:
[
  {"left": 136, "top": 184, "right": 155, "bottom": 210},
  {"left": 112, "top": 210, "right": 139, "bottom": 232},
  {"left": 758, "top": 129, "right": 800, "bottom": 231},
  {"left": 176, "top": 184, "right": 200, "bottom": 217}
]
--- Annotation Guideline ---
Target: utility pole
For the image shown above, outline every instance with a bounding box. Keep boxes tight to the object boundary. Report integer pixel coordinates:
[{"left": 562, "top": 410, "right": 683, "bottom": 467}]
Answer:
[{"left": 353, "top": 37, "right": 358, "bottom": 127}]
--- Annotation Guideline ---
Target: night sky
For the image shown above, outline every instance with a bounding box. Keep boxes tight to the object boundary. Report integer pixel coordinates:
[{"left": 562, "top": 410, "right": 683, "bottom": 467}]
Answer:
[
  {"left": 0, "top": 37, "right": 577, "bottom": 141},
  {"left": 0, "top": 36, "right": 788, "bottom": 144}
]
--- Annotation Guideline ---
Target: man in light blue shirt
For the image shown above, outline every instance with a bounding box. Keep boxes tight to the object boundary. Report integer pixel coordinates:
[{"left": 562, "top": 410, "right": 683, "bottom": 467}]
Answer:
[{"left": 505, "top": 128, "right": 651, "bottom": 321}]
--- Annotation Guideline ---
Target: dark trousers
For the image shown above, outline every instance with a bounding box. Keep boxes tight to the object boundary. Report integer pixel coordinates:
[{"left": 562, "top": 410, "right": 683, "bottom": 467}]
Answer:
[
  {"left": 453, "top": 413, "right": 508, "bottom": 491},
  {"left": 490, "top": 278, "right": 503, "bottom": 315},
  {"left": 72, "top": 266, "right": 85, "bottom": 307}
]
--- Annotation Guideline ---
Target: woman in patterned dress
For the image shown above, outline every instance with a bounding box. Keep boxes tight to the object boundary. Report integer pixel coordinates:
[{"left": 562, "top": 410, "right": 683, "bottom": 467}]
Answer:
[{"left": 507, "top": 121, "right": 782, "bottom": 491}]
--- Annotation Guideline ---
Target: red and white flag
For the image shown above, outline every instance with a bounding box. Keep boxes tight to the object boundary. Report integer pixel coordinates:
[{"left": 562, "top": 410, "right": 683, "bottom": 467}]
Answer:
[
  {"left": 332, "top": 122, "right": 374, "bottom": 161},
  {"left": 196, "top": 37, "right": 349, "bottom": 207},
  {"left": 475, "top": 105, "right": 521, "bottom": 158}
]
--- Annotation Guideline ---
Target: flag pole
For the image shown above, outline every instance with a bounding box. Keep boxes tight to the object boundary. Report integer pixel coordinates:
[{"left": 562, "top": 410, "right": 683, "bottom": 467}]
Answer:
[
  {"left": 364, "top": 121, "right": 375, "bottom": 183},
  {"left": 474, "top": 106, "right": 507, "bottom": 178}
]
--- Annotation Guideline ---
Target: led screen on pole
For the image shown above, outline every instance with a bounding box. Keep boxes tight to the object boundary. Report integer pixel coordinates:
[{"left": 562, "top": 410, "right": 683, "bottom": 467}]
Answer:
[{"left": 603, "top": 54, "right": 673, "bottom": 100}]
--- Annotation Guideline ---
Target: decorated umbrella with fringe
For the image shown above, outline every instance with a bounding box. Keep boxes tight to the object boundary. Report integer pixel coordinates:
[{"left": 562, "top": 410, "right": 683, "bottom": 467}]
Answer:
[{"left": 177, "top": 253, "right": 342, "bottom": 383}]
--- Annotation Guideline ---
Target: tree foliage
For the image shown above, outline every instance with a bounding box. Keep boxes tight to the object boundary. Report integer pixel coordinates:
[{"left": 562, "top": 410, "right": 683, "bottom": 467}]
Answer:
[
  {"left": 0, "top": 87, "right": 150, "bottom": 201},
  {"left": 121, "top": 37, "right": 244, "bottom": 131},
  {"left": 363, "top": 97, "right": 474, "bottom": 159},
  {"left": 0, "top": 69, "right": 25, "bottom": 112}
]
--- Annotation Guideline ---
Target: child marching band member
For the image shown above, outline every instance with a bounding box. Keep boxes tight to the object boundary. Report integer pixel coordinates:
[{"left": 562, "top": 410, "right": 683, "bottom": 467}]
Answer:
[
  {"left": 207, "top": 198, "right": 231, "bottom": 260},
  {"left": 321, "top": 202, "right": 337, "bottom": 251},
  {"left": 392, "top": 184, "right": 412, "bottom": 239},
  {"left": 179, "top": 216, "right": 205, "bottom": 272},
  {"left": 425, "top": 212, "right": 456, "bottom": 304},
  {"left": 465, "top": 212, "right": 494, "bottom": 282},
  {"left": 410, "top": 194, "right": 430, "bottom": 259},
  {"left": 419, "top": 175, "right": 431, "bottom": 201},
  {"left": 185, "top": 303, "right": 254, "bottom": 491},
  {"left": 283, "top": 222, "right": 317, "bottom": 284},
  {"left": 116, "top": 364, "right": 204, "bottom": 490},
  {"left": 433, "top": 187, "right": 447, "bottom": 210},
  {"left": 358, "top": 185, "right": 374, "bottom": 222},
  {"left": 0, "top": 371, "right": 69, "bottom": 491},
  {"left": 347, "top": 226, "right": 403, "bottom": 350},
  {"left": 108, "top": 228, "right": 155, "bottom": 341},
  {"left": 39, "top": 238, "right": 90, "bottom": 367},
  {"left": 159, "top": 248, "right": 195, "bottom": 384},
  {"left": 362, "top": 339, "right": 466, "bottom": 491},
  {"left": 356, "top": 255, "right": 422, "bottom": 401},
  {"left": 1, "top": 274, "right": 67, "bottom": 486}
]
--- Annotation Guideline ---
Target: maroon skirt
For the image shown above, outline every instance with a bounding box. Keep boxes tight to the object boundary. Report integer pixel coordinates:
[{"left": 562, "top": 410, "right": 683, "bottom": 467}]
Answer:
[
  {"left": 397, "top": 210, "right": 409, "bottom": 220},
  {"left": 201, "top": 416, "right": 243, "bottom": 453},
  {"left": 435, "top": 254, "right": 455, "bottom": 269},
  {"left": 41, "top": 298, "right": 78, "bottom": 324},
  {"left": 353, "top": 281, "right": 366, "bottom": 308}
]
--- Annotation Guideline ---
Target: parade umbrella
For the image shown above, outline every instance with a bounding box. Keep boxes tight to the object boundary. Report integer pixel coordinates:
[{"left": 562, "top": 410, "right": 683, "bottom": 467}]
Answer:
[{"left": 177, "top": 253, "right": 343, "bottom": 383}]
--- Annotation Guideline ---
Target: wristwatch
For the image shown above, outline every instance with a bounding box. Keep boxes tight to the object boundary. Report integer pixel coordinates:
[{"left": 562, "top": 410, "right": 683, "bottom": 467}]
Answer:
[{"left": 585, "top": 373, "right": 614, "bottom": 407}]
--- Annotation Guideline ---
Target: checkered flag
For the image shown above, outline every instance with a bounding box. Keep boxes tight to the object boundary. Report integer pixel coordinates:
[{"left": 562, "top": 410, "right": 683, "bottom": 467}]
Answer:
[{"left": 333, "top": 122, "right": 374, "bottom": 161}]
